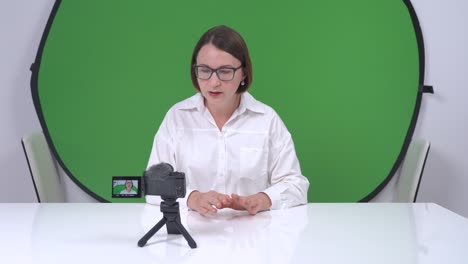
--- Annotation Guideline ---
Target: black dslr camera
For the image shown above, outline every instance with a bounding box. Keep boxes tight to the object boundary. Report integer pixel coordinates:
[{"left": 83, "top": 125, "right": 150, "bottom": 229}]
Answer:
[
  {"left": 142, "top": 163, "right": 186, "bottom": 200},
  {"left": 138, "top": 162, "right": 197, "bottom": 249}
]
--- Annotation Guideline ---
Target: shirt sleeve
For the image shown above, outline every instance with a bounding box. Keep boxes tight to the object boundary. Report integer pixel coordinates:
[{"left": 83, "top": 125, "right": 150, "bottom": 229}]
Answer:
[
  {"left": 144, "top": 108, "right": 204, "bottom": 209},
  {"left": 262, "top": 113, "right": 310, "bottom": 210},
  {"left": 145, "top": 111, "right": 183, "bottom": 206}
]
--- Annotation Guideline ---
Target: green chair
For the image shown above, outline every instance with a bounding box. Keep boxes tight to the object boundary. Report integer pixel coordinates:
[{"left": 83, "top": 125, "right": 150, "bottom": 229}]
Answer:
[
  {"left": 394, "top": 139, "right": 431, "bottom": 202},
  {"left": 22, "top": 131, "right": 66, "bottom": 202}
]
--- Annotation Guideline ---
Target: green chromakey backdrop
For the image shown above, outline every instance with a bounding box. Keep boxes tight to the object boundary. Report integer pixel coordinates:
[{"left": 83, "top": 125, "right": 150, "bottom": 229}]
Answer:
[{"left": 31, "top": 0, "right": 427, "bottom": 203}]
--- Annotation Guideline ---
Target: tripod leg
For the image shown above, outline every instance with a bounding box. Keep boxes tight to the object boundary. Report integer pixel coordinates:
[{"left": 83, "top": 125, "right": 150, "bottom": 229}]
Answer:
[
  {"left": 137, "top": 217, "right": 167, "bottom": 247},
  {"left": 173, "top": 220, "right": 197, "bottom": 248}
]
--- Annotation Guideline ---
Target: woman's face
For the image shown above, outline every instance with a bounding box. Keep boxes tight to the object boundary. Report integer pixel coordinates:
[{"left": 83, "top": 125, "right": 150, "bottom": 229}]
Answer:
[
  {"left": 196, "top": 43, "right": 245, "bottom": 109},
  {"left": 125, "top": 181, "right": 133, "bottom": 190}
]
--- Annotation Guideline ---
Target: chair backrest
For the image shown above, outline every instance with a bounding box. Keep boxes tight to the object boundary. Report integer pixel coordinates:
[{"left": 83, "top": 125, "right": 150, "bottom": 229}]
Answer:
[
  {"left": 22, "top": 131, "right": 66, "bottom": 202},
  {"left": 394, "top": 139, "right": 431, "bottom": 203}
]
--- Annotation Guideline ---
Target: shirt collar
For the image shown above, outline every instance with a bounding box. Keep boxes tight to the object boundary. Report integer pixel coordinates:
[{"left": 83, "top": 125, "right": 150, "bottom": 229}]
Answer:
[
  {"left": 175, "top": 92, "right": 265, "bottom": 114},
  {"left": 238, "top": 92, "right": 265, "bottom": 114},
  {"left": 174, "top": 93, "right": 204, "bottom": 112}
]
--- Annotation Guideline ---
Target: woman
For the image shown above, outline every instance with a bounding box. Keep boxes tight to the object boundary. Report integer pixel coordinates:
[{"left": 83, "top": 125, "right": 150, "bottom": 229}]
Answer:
[
  {"left": 147, "top": 25, "right": 309, "bottom": 215},
  {"left": 120, "top": 180, "right": 136, "bottom": 195}
]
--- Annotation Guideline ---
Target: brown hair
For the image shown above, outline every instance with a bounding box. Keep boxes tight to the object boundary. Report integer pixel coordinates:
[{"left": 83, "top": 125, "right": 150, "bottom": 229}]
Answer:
[{"left": 190, "top": 25, "right": 252, "bottom": 93}]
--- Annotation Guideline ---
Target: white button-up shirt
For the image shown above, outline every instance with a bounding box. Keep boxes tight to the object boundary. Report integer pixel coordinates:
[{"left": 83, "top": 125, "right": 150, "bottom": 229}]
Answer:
[{"left": 146, "top": 92, "right": 309, "bottom": 209}]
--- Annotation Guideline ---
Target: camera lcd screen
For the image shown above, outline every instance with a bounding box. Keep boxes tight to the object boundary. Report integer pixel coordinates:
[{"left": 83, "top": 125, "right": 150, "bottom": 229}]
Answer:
[{"left": 112, "top": 176, "right": 142, "bottom": 198}]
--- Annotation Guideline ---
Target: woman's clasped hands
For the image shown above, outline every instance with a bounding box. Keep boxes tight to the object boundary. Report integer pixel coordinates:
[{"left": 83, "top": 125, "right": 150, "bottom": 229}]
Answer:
[{"left": 187, "top": 190, "right": 272, "bottom": 216}]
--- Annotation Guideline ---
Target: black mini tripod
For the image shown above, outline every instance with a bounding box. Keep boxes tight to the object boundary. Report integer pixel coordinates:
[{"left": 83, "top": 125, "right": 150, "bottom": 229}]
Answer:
[{"left": 137, "top": 198, "right": 197, "bottom": 248}]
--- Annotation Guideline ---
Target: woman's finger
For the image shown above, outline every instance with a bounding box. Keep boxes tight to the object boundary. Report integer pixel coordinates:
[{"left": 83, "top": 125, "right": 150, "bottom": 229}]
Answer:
[{"left": 206, "top": 196, "right": 222, "bottom": 208}]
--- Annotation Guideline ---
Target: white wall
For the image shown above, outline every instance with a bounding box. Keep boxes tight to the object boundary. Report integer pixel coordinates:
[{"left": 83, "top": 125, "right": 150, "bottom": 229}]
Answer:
[
  {"left": 0, "top": 0, "right": 53, "bottom": 202},
  {"left": 411, "top": 0, "right": 468, "bottom": 216},
  {"left": 1, "top": 1, "right": 467, "bottom": 216}
]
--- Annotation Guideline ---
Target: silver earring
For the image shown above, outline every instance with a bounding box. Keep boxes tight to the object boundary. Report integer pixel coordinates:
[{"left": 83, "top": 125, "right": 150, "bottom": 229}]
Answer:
[{"left": 241, "top": 81, "right": 245, "bottom": 86}]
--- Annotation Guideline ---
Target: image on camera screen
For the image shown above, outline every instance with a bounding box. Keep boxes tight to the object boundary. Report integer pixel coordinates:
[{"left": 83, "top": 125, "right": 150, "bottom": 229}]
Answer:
[{"left": 112, "top": 176, "right": 142, "bottom": 198}]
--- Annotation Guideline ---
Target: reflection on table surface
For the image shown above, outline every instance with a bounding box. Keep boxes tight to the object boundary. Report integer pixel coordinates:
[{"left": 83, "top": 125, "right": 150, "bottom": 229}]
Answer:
[{"left": 1, "top": 203, "right": 467, "bottom": 264}]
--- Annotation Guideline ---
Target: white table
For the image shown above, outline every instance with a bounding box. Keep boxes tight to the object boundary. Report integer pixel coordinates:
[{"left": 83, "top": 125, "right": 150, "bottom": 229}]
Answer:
[{"left": 1, "top": 203, "right": 467, "bottom": 264}]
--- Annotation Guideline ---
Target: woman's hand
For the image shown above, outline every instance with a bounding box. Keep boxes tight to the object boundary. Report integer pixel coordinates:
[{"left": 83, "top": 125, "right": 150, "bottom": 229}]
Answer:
[
  {"left": 230, "top": 192, "right": 272, "bottom": 215},
  {"left": 187, "top": 190, "right": 232, "bottom": 215}
]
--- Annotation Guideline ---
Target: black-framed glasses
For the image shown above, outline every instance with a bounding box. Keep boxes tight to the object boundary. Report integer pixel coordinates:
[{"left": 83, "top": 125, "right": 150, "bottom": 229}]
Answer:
[{"left": 193, "top": 65, "right": 243, "bottom": 81}]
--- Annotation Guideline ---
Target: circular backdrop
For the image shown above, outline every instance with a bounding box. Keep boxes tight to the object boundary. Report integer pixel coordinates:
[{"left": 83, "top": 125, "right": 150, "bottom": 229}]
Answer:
[{"left": 32, "top": 0, "right": 424, "bottom": 202}]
